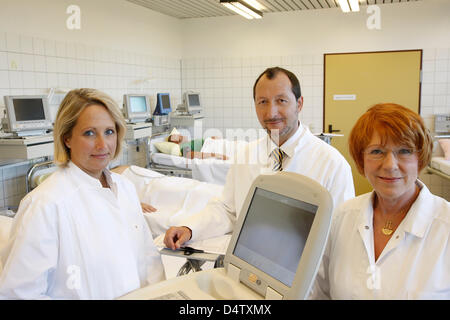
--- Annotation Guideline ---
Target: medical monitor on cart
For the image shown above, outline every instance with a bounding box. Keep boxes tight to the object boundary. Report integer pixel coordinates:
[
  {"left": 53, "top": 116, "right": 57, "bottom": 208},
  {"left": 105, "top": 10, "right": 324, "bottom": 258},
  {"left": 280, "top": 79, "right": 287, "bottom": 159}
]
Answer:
[
  {"left": 123, "top": 94, "right": 150, "bottom": 123},
  {"left": 2, "top": 95, "right": 52, "bottom": 136},
  {"left": 183, "top": 92, "right": 202, "bottom": 114},
  {"left": 153, "top": 93, "right": 171, "bottom": 115}
]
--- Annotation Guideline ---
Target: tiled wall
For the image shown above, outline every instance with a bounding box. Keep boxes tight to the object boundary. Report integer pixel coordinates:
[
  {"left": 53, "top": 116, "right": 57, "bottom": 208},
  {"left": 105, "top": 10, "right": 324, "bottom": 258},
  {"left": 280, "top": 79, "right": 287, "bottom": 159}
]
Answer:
[
  {"left": 418, "top": 48, "right": 450, "bottom": 200},
  {"left": 0, "top": 30, "right": 449, "bottom": 209},
  {"left": 0, "top": 31, "right": 181, "bottom": 209},
  {"left": 182, "top": 54, "right": 324, "bottom": 136}
]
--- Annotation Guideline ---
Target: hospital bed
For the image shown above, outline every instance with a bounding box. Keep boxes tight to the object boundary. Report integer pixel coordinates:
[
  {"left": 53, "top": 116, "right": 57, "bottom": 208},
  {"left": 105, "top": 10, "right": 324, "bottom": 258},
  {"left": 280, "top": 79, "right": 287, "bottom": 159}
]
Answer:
[
  {"left": 427, "top": 136, "right": 450, "bottom": 182},
  {"left": 149, "top": 134, "right": 248, "bottom": 185},
  {"left": 119, "top": 165, "right": 230, "bottom": 277},
  {"left": 26, "top": 159, "right": 56, "bottom": 193}
]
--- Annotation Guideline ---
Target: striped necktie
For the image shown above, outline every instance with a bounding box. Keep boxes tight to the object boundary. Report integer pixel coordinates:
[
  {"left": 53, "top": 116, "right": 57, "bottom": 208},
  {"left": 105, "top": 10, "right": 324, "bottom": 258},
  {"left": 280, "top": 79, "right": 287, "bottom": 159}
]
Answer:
[{"left": 270, "top": 147, "right": 286, "bottom": 172}]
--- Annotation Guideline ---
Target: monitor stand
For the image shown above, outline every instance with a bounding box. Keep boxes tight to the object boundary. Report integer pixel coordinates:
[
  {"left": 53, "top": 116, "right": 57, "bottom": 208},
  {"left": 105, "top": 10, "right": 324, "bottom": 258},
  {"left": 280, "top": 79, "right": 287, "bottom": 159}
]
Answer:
[{"left": 14, "top": 129, "right": 49, "bottom": 137}]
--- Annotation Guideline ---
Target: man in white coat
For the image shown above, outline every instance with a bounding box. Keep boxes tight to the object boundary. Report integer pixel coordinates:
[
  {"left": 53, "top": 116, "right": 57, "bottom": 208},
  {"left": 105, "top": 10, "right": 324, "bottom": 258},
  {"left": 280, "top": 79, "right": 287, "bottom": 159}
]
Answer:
[{"left": 164, "top": 67, "right": 355, "bottom": 249}]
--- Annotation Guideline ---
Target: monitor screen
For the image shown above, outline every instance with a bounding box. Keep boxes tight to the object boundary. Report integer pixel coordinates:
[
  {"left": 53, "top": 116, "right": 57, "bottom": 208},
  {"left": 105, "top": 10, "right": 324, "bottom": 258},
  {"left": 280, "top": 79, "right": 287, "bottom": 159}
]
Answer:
[
  {"left": 233, "top": 187, "right": 317, "bottom": 287},
  {"left": 188, "top": 94, "right": 200, "bottom": 107},
  {"left": 161, "top": 94, "right": 171, "bottom": 110},
  {"left": 13, "top": 98, "right": 46, "bottom": 121},
  {"left": 129, "top": 96, "right": 148, "bottom": 113}
]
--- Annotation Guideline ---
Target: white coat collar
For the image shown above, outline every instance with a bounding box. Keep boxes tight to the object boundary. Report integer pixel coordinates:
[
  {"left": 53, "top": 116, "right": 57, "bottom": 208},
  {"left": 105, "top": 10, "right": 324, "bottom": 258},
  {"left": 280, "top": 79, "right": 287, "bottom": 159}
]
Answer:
[
  {"left": 266, "top": 121, "right": 306, "bottom": 159},
  {"left": 399, "top": 180, "right": 435, "bottom": 238},
  {"left": 357, "top": 180, "right": 434, "bottom": 239},
  {"left": 66, "top": 161, "right": 117, "bottom": 192}
]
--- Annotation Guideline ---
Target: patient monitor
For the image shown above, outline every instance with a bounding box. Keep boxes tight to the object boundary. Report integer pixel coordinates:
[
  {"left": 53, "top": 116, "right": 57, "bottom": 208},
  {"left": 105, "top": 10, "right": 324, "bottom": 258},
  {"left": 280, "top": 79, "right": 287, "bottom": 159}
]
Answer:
[
  {"left": 123, "top": 94, "right": 151, "bottom": 123},
  {"left": 2, "top": 95, "right": 52, "bottom": 136},
  {"left": 175, "top": 91, "right": 202, "bottom": 116},
  {"left": 120, "top": 172, "right": 333, "bottom": 300}
]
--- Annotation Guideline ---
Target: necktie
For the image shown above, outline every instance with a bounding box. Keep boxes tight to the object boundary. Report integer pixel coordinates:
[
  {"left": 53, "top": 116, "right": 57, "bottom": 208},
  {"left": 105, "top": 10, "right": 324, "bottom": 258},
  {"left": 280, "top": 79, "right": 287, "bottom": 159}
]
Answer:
[{"left": 270, "top": 148, "right": 286, "bottom": 172}]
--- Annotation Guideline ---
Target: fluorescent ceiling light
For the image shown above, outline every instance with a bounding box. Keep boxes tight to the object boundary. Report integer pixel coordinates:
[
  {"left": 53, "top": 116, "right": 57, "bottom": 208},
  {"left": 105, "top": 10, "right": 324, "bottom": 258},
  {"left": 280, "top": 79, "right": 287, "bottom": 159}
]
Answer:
[
  {"left": 337, "top": 0, "right": 350, "bottom": 13},
  {"left": 234, "top": 2, "right": 262, "bottom": 19},
  {"left": 222, "top": 2, "right": 254, "bottom": 19},
  {"left": 349, "top": 0, "right": 360, "bottom": 12},
  {"left": 242, "top": 0, "right": 266, "bottom": 11},
  {"left": 220, "top": 0, "right": 263, "bottom": 20}
]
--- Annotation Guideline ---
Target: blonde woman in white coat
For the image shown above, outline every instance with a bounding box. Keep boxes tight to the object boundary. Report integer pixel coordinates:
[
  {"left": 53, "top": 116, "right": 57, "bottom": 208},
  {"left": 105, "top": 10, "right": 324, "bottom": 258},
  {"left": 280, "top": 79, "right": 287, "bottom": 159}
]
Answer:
[{"left": 0, "top": 89, "right": 165, "bottom": 299}]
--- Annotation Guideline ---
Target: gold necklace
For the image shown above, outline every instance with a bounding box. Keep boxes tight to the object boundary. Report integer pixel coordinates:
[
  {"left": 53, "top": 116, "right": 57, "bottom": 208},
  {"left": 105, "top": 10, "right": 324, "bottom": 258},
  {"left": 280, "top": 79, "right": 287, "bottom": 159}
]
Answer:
[
  {"left": 382, "top": 221, "right": 394, "bottom": 236},
  {"left": 378, "top": 184, "right": 421, "bottom": 236}
]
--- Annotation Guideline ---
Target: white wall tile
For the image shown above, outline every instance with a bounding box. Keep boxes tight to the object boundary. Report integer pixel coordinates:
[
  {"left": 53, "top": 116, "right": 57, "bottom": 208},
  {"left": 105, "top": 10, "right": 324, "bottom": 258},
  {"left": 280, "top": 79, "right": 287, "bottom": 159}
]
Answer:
[
  {"left": 66, "top": 42, "right": 77, "bottom": 59},
  {"left": 0, "top": 71, "right": 9, "bottom": 88},
  {"left": 44, "top": 39, "right": 56, "bottom": 56},
  {"left": 20, "top": 35, "right": 33, "bottom": 54},
  {"left": 22, "top": 72, "right": 35, "bottom": 88},
  {"left": 55, "top": 41, "right": 67, "bottom": 58},
  {"left": 33, "top": 55, "right": 46, "bottom": 72},
  {"left": 8, "top": 71, "right": 23, "bottom": 88},
  {"left": 0, "top": 52, "right": 8, "bottom": 70},
  {"left": 47, "top": 73, "right": 58, "bottom": 87},
  {"left": 436, "top": 48, "right": 449, "bottom": 60},
  {"left": 35, "top": 72, "right": 47, "bottom": 89},
  {"left": 56, "top": 57, "right": 68, "bottom": 73},
  {"left": 435, "top": 71, "right": 448, "bottom": 83},
  {"left": 6, "top": 33, "right": 20, "bottom": 52},
  {"left": 32, "top": 37, "right": 45, "bottom": 55},
  {"left": 21, "top": 54, "right": 34, "bottom": 71},
  {"left": 0, "top": 32, "right": 6, "bottom": 51},
  {"left": 46, "top": 56, "right": 57, "bottom": 73}
]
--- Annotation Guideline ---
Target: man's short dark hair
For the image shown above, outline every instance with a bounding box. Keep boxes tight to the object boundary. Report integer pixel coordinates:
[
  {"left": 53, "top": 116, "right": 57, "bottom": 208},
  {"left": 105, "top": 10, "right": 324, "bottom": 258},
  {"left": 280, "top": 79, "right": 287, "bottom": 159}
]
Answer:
[{"left": 253, "top": 67, "right": 301, "bottom": 100}]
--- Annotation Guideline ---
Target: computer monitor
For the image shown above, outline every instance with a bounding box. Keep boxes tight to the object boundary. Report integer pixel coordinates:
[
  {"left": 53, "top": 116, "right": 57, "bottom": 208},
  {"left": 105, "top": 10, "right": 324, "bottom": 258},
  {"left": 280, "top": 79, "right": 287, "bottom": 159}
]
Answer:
[
  {"left": 183, "top": 92, "right": 202, "bottom": 114},
  {"left": 123, "top": 94, "right": 150, "bottom": 123},
  {"left": 224, "top": 171, "right": 333, "bottom": 299},
  {"left": 2, "top": 95, "right": 53, "bottom": 135},
  {"left": 153, "top": 93, "right": 171, "bottom": 115}
]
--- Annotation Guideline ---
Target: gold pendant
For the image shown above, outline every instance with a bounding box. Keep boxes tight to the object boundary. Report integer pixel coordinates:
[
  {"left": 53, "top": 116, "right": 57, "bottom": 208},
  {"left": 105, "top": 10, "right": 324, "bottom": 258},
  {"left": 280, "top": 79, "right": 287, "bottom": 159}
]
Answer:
[{"left": 382, "top": 221, "right": 394, "bottom": 236}]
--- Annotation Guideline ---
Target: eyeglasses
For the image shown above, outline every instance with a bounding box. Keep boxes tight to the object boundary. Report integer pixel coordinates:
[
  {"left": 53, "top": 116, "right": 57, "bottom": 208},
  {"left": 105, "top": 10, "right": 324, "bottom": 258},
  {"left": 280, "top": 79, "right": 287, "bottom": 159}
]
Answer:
[{"left": 363, "top": 146, "right": 418, "bottom": 161}]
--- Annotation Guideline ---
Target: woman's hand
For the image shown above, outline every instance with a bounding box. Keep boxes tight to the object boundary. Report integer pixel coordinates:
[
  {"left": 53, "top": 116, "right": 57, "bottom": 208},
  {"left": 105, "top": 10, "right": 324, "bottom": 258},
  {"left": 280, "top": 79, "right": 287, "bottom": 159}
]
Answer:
[{"left": 141, "top": 202, "right": 157, "bottom": 213}]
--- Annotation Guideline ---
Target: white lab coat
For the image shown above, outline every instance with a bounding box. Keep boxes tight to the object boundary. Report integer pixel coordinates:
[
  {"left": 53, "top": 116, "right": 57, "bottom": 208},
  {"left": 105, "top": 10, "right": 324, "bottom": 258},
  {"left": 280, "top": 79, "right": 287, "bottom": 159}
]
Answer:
[
  {"left": 0, "top": 162, "right": 165, "bottom": 299},
  {"left": 311, "top": 180, "right": 450, "bottom": 299},
  {"left": 181, "top": 123, "right": 355, "bottom": 241}
]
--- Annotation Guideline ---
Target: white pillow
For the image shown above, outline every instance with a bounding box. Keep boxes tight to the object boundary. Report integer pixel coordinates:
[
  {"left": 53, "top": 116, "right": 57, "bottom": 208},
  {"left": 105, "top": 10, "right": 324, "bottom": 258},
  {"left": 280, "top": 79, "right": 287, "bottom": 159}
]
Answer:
[
  {"left": 438, "top": 139, "right": 450, "bottom": 160},
  {"left": 154, "top": 141, "right": 181, "bottom": 156}
]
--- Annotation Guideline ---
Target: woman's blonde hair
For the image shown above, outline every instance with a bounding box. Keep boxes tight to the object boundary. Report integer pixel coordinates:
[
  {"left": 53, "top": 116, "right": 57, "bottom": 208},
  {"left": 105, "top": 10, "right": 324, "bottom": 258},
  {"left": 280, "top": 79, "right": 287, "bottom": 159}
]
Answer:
[
  {"left": 53, "top": 88, "right": 126, "bottom": 167},
  {"left": 348, "top": 103, "right": 432, "bottom": 174}
]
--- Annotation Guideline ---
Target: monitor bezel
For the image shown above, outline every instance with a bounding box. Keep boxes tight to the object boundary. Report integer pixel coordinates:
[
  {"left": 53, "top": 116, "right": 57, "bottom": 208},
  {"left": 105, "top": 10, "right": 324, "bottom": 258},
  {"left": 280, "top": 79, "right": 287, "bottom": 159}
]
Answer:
[
  {"left": 223, "top": 172, "right": 333, "bottom": 300},
  {"left": 3, "top": 95, "right": 53, "bottom": 133},
  {"left": 154, "top": 93, "right": 171, "bottom": 115},
  {"left": 184, "top": 92, "right": 202, "bottom": 114},
  {"left": 123, "top": 94, "right": 150, "bottom": 122}
]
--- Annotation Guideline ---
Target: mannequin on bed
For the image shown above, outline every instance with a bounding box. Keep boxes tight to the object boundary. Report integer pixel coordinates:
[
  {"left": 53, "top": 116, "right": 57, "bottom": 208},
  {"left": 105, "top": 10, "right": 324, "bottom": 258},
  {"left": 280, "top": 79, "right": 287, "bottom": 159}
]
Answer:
[{"left": 167, "top": 128, "right": 228, "bottom": 160}]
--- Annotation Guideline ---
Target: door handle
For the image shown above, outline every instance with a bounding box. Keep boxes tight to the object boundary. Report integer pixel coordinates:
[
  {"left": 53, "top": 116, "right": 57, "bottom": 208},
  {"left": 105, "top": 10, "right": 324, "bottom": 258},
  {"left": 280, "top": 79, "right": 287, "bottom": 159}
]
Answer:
[{"left": 328, "top": 124, "right": 341, "bottom": 133}]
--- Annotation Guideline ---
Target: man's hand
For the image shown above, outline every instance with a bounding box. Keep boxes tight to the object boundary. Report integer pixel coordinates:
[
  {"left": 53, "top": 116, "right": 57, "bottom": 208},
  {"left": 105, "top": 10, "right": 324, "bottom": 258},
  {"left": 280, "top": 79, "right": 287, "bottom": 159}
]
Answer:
[
  {"left": 141, "top": 202, "right": 157, "bottom": 213},
  {"left": 164, "top": 226, "right": 192, "bottom": 250}
]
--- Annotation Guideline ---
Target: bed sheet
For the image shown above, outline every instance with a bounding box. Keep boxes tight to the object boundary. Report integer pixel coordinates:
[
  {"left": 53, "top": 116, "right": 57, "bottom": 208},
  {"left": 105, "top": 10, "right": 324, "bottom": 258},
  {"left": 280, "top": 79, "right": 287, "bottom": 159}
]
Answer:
[
  {"left": 190, "top": 158, "right": 232, "bottom": 185},
  {"left": 122, "top": 166, "right": 224, "bottom": 238},
  {"left": 0, "top": 215, "right": 13, "bottom": 274}
]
